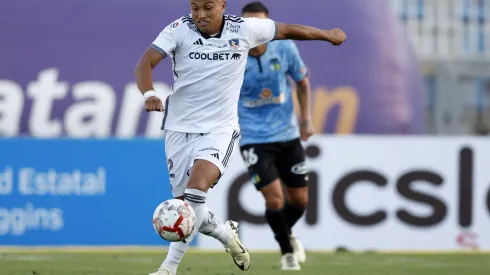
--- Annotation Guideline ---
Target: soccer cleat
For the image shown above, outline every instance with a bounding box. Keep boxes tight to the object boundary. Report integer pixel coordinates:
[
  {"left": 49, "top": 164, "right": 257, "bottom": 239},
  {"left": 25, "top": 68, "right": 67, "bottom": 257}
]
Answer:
[
  {"left": 281, "top": 253, "right": 301, "bottom": 270},
  {"left": 290, "top": 235, "right": 306, "bottom": 263},
  {"left": 224, "top": 220, "right": 251, "bottom": 271},
  {"left": 149, "top": 267, "right": 174, "bottom": 275}
]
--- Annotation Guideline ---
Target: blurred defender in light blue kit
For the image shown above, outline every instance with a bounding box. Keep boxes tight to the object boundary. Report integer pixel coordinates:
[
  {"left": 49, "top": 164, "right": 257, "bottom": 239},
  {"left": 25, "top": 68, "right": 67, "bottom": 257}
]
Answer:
[{"left": 238, "top": 2, "right": 314, "bottom": 271}]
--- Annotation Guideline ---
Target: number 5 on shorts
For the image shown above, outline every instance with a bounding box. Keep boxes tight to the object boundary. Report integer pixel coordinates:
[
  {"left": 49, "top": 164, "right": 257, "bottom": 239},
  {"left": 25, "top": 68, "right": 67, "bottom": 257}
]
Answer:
[{"left": 241, "top": 148, "right": 258, "bottom": 167}]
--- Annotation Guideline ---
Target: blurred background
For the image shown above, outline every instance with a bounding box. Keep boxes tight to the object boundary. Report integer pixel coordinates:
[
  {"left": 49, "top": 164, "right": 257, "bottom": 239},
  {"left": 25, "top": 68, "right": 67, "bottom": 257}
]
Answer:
[{"left": 1, "top": 0, "right": 489, "bottom": 257}]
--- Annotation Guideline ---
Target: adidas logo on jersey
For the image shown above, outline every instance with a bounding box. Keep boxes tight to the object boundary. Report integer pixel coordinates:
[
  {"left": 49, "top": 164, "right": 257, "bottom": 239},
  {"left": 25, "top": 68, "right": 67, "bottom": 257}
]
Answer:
[
  {"left": 193, "top": 39, "right": 229, "bottom": 49},
  {"left": 193, "top": 39, "right": 204, "bottom": 45},
  {"left": 211, "top": 153, "right": 220, "bottom": 160}
]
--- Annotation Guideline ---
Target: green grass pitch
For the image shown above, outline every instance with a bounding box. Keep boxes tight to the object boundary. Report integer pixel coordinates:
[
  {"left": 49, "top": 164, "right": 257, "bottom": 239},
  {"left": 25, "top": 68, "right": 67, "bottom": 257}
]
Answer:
[{"left": 0, "top": 248, "right": 488, "bottom": 275}]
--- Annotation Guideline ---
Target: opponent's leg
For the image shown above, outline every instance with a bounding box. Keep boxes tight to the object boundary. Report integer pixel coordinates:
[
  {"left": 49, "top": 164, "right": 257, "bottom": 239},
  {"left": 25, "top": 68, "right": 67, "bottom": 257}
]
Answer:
[
  {"left": 241, "top": 143, "right": 300, "bottom": 270},
  {"left": 260, "top": 179, "right": 300, "bottom": 270},
  {"left": 261, "top": 180, "right": 293, "bottom": 254},
  {"left": 276, "top": 138, "right": 309, "bottom": 264},
  {"left": 284, "top": 187, "right": 308, "bottom": 264},
  {"left": 284, "top": 187, "right": 308, "bottom": 230}
]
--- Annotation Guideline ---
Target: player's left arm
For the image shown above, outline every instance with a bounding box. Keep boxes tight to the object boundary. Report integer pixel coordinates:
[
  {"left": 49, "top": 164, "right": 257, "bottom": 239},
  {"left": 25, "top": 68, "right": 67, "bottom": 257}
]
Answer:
[
  {"left": 286, "top": 41, "right": 314, "bottom": 141},
  {"left": 275, "top": 22, "right": 346, "bottom": 46},
  {"left": 244, "top": 17, "right": 346, "bottom": 49}
]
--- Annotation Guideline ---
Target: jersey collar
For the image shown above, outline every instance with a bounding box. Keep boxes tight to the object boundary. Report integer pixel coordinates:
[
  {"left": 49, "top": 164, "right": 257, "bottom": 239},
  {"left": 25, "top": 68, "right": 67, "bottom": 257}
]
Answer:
[{"left": 199, "top": 16, "right": 226, "bottom": 39}]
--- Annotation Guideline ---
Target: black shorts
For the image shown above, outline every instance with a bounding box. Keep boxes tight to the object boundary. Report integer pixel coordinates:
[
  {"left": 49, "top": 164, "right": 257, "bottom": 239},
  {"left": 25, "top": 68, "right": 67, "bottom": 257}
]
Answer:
[{"left": 240, "top": 138, "right": 308, "bottom": 190}]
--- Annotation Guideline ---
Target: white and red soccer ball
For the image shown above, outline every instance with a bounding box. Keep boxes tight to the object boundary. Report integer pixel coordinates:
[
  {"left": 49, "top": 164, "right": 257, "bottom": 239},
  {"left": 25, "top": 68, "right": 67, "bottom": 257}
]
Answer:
[{"left": 152, "top": 199, "right": 196, "bottom": 242}]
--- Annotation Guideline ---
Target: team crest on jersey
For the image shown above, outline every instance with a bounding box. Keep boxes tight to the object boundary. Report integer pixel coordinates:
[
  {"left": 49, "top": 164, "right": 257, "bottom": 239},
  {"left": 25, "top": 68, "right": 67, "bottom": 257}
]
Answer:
[
  {"left": 270, "top": 58, "right": 281, "bottom": 71},
  {"left": 171, "top": 22, "right": 179, "bottom": 28},
  {"left": 228, "top": 39, "right": 240, "bottom": 50}
]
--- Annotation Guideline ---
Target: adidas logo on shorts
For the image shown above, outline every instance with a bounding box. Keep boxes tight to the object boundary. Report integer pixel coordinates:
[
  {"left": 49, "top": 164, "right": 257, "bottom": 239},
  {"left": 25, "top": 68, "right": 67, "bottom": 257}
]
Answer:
[{"left": 211, "top": 153, "right": 219, "bottom": 160}]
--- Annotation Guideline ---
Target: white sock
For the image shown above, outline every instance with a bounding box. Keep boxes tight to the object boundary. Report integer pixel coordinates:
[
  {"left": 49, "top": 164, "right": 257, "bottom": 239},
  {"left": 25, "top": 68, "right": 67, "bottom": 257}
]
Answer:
[
  {"left": 198, "top": 206, "right": 233, "bottom": 246},
  {"left": 161, "top": 189, "right": 207, "bottom": 274},
  {"left": 160, "top": 241, "right": 187, "bottom": 274}
]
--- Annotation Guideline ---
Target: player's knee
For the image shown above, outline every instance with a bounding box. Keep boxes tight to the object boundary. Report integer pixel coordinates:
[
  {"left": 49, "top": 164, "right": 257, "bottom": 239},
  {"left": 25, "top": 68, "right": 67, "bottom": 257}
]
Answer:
[
  {"left": 260, "top": 179, "right": 284, "bottom": 210},
  {"left": 186, "top": 177, "right": 210, "bottom": 192},
  {"left": 292, "top": 196, "right": 308, "bottom": 210},
  {"left": 265, "top": 195, "right": 285, "bottom": 211},
  {"left": 289, "top": 187, "right": 309, "bottom": 209}
]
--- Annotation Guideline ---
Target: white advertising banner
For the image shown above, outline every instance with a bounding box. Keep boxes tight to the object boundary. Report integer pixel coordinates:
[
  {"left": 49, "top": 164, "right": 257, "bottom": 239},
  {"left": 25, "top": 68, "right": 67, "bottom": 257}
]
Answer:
[{"left": 198, "top": 136, "right": 490, "bottom": 251}]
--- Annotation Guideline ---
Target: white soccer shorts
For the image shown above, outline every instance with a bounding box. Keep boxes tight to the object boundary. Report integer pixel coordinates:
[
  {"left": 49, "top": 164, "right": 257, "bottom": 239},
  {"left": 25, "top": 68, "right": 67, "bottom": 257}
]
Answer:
[{"left": 164, "top": 128, "right": 241, "bottom": 197}]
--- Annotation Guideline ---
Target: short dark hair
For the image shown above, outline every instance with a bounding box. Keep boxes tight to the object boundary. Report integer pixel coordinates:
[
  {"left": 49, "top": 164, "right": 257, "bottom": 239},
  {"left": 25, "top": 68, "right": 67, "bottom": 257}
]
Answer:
[{"left": 241, "top": 2, "right": 269, "bottom": 15}]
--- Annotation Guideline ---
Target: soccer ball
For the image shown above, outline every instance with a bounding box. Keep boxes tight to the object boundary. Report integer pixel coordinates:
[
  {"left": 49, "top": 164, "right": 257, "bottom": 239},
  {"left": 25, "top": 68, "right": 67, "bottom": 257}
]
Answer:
[{"left": 152, "top": 199, "right": 196, "bottom": 242}]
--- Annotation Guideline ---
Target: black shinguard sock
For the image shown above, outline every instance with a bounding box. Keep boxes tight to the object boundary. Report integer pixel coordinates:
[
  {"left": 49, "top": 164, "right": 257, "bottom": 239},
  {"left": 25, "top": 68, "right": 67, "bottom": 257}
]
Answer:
[
  {"left": 265, "top": 208, "right": 294, "bottom": 255},
  {"left": 284, "top": 202, "right": 306, "bottom": 231}
]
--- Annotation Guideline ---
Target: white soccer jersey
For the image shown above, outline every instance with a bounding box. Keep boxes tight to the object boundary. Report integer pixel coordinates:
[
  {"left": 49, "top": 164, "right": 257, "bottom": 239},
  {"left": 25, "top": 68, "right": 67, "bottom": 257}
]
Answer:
[{"left": 151, "top": 14, "right": 278, "bottom": 133}]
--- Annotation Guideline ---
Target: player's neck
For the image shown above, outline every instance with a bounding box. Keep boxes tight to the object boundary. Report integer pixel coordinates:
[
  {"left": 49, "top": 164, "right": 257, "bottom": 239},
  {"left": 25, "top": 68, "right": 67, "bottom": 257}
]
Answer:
[
  {"left": 248, "top": 44, "right": 267, "bottom": 57},
  {"left": 200, "top": 17, "right": 224, "bottom": 37}
]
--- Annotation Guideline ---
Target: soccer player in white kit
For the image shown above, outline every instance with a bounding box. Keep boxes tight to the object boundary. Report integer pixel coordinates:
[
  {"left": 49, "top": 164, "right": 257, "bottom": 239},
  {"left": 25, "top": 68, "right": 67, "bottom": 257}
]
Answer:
[{"left": 134, "top": 1, "right": 346, "bottom": 274}]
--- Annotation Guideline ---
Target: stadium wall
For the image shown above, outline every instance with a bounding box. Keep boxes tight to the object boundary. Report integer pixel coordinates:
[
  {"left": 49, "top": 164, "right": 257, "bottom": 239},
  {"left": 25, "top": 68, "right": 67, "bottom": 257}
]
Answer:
[
  {"left": 0, "top": 138, "right": 188, "bottom": 247},
  {"left": 1, "top": 136, "right": 489, "bottom": 251}
]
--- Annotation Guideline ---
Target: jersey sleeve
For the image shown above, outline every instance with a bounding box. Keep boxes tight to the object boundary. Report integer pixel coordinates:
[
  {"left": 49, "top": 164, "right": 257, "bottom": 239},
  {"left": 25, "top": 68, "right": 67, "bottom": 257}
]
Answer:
[
  {"left": 243, "top": 17, "right": 278, "bottom": 48},
  {"left": 151, "top": 19, "right": 185, "bottom": 56},
  {"left": 285, "top": 40, "right": 308, "bottom": 82}
]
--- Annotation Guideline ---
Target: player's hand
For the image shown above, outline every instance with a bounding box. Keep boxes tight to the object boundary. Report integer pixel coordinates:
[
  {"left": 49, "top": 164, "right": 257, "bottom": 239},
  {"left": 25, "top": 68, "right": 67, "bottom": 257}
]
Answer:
[
  {"left": 325, "top": 28, "right": 347, "bottom": 46},
  {"left": 145, "top": 96, "right": 164, "bottom": 112},
  {"left": 300, "top": 119, "right": 315, "bottom": 141}
]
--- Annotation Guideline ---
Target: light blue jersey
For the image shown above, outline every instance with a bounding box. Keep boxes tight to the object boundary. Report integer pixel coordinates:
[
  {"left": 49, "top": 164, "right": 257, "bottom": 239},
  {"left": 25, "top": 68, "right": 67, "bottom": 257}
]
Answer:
[{"left": 238, "top": 40, "right": 308, "bottom": 146}]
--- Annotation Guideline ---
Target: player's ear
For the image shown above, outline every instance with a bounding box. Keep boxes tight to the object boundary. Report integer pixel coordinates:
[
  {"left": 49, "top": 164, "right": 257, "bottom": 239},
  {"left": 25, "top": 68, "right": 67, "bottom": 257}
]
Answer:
[{"left": 222, "top": 0, "right": 226, "bottom": 11}]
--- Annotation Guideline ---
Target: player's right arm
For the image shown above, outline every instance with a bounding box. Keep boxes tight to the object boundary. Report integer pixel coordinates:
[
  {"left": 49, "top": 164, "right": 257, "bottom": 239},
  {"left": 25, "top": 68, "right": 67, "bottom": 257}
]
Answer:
[
  {"left": 134, "top": 19, "right": 184, "bottom": 112},
  {"left": 134, "top": 49, "right": 165, "bottom": 112}
]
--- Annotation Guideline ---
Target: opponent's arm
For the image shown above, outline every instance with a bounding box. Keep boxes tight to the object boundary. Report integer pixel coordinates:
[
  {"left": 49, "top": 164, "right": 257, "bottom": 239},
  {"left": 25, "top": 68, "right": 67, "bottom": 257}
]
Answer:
[
  {"left": 296, "top": 78, "right": 312, "bottom": 123},
  {"left": 285, "top": 40, "right": 314, "bottom": 140},
  {"left": 275, "top": 23, "right": 346, "bottom": 46},
  {"left": 296, "top": 77, "right": 314, "bottom": 141},
  {"left": 134, "top": 48, "right": 165, "bottom": 112}
]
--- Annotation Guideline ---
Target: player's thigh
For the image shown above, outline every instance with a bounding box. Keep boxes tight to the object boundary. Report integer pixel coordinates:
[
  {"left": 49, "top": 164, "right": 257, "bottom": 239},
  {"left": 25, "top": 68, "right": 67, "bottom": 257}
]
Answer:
[
  {"left": 276, "top": 138, "right": 309, "bottom": 206},
  {"left": 240, "top": 143, "right": 280, "bottom": 191},
  {"left": 186, "top": 158, "right": 221, "bottom": 192},
  {"left": 164, "top": 131, "right": 194, "bottom": 198},
  {"left": 190, "top": 129, "right": 241, "bottom": 190}
]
